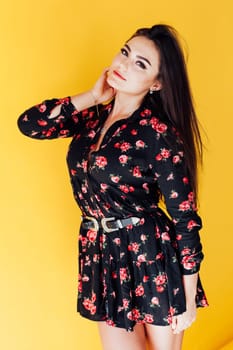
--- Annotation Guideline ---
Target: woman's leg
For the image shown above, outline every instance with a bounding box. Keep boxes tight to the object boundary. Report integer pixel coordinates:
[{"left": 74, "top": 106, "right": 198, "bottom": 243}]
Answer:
[
  {"left": 98, "top": 322, "right": 147, "bottom": 350},
  {"left": 145, "top": 324, "right": 184, "bottom": 350}
]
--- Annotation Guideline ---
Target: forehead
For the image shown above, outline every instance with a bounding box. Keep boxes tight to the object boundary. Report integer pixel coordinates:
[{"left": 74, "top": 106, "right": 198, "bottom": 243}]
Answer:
[{"left": 126, "top": 36, "right": 160, "bottom": 63}]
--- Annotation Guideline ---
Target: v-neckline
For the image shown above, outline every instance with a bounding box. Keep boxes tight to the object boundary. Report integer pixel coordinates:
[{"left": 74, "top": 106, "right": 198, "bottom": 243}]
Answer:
[{"left": 88, "top": 101, "right": 145, "bottom": 158}]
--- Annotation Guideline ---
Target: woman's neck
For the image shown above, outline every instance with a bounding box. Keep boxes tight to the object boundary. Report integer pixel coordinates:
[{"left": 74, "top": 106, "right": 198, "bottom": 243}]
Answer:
[{"left": 110, "top": 92, "right": 144, "bottom": 118}]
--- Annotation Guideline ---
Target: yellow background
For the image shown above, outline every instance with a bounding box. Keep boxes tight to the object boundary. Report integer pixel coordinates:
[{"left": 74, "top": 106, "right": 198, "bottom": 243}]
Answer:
[{"left": 1, "top": 0, "right": 233, "bottom": 349}]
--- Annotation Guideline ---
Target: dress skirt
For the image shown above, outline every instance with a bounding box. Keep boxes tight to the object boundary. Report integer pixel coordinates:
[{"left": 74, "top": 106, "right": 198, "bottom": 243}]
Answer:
[{"left": 77, "top": 210, "right": 207, "bottom": 332}]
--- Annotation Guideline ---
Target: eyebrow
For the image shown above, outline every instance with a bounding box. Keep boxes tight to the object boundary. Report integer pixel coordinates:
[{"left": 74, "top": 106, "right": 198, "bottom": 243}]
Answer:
[{"left": 125, "top": 44, "right": 152, "bottom": 66}]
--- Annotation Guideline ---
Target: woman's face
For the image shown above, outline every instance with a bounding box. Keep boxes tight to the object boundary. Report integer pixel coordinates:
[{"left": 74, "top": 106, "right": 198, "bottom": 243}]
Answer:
[{"left": 107, "top": 36, "right": 162, "bottom": 98}]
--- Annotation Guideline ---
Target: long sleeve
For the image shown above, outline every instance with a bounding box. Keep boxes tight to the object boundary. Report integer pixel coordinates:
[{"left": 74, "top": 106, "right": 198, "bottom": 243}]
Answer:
[
  {"left": 17, "top": 97, "right": 82, "bottom": 139},
  {"left": 152, "top": 126, "right": 203, "bottom": 275}
]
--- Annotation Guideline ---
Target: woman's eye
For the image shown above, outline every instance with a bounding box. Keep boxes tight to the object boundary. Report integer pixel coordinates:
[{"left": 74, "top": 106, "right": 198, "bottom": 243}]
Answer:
[
  {"left": 120, "top": 48, "right": 128, "bottom": 56},
  {"left": 136, "top": 61, "right": 146, "bottom": 69}
]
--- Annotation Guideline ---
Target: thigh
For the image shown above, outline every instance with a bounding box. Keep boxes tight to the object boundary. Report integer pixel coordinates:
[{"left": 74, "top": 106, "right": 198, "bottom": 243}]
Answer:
[
  {"left": 98, "top": 322, "right": 147, "bottom": 350},
  {"left": 145, "top": 324, "right": 184, "bottom": 350}
]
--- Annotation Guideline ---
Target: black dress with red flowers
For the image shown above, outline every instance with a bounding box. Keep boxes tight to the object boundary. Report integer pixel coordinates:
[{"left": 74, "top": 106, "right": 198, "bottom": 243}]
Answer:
[{"left": 18, "top": 96, "right": 208, "bottom": 331}]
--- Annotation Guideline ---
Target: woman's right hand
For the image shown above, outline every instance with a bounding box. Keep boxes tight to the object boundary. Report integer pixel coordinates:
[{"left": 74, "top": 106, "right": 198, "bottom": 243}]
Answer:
[{"left": 91, "top": 68, "right": 116, "bottom": 105}]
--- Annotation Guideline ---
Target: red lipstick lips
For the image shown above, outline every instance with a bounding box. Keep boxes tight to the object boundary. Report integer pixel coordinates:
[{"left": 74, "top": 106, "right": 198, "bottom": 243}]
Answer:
[{"left": 113, "top": 70, "right": 126, "bottom": 81}]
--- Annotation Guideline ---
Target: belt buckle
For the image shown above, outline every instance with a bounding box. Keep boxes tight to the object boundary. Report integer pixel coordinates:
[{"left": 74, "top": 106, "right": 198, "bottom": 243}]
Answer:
[
  {"left": 101, "top": 217, "right": 117, "bottom": 233},
  {"left": 83, "top": 216, "right": 99, "bottom": 231}
]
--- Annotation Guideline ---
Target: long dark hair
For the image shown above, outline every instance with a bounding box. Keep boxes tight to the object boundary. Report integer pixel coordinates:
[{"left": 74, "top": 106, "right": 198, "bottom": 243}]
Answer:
[{"left": 130, "top": 24, "right": 203, "bottom": 200}]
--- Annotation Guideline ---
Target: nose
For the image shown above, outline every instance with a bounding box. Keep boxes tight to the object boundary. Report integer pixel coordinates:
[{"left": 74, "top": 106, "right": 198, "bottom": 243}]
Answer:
[{"left": 119, "top": 57, "right": 128, "bottom": 72}]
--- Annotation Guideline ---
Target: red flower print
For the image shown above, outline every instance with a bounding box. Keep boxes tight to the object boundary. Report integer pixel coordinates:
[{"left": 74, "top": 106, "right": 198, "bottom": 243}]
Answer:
[
  {"left": 160, "top": 148, "right": 171, "bottom": 159},
  {"left": 37, "top": 119, "right": 48, "bottom": 126},
  {"left": 71, "top": 169, "right": 77, "bottom": 176},
  {"left": 155, "top": 153, "right": 163, "bottom": 161},
  {"left": 137, "top": 254, "right": 146, "bottom": 262},
  {"left": 87, "top": 229, "right": 97, "bottom": 243},
  {"left": 151, "top": 297, "right": 159, "bottom": 305},
  {"left": 123, "top": 298, "right": 129, "bottom": 309},
  {"left": 112, "top": 271, "right": 117, "bottom": 279},
  {"left": 140, "top": 108, "right": 152, "bottom": 117},
  {"left": 143, "top": 275, "right": 149, "bottom": 282},
  {"left": 161, "top": 232, "right": 170, "bottom": 241},
  {"left": 155, "top": 225, "right": 160, "bottom": 239},
  {"left": 113, "top": 237, "right": 121, "bottom": 245},
  {"left": 170, "top": 190, "right": 178, "bottom": 199},
  {"left": 183, "top": 177, "right": 189, "bottom": 184},
  {"left": 128, "top": 242, "right": 140, "bottom": 253},
  {"left": 37, "top": 103, "right": 46, "bottom": 113},
  {"left": 179, "top": 200, "right": 191, "bottom": 211},
  {"left": 83, "top": 298, "right": 92, "bottom": 310},
  {"left": 81, "top": 160, "right": 88, "bottom": 172},
  {"left": 181, "top": 247, "right": 191, "bottom": 256},
  {"left": 131, "top": 308, "right": 140, "bottom": 320},
  {"left": 155, "top": 252, "right": 164, "bottom": 260},
  {"left": 200, "top": 297, "right": 209, "bottom": 307},
  {"left": 95, "top": 156, "right": 107, "bottom": 169},
  {"left": 93, "top": 254, "right": 99, "bottom": 262},
  {"left": 110, "top": 175, "right": 121, "bottom": 183},
  {"left": 82, "top": 274, "right": 90, "bottom": 282},
  {"left": 120, "top": 268, "right": 128, "bottom": 282},
  {"left": 135, "top": 140, "right": 145, "bottom": 148},
  {"left": 131, "top": 129, "right": 138, "bottom": 135},
  {"left": 120, "top": 142, "right": 131, "bottom": 152},
  {"left": 154, "top": 273, "right": 167, "bottom": 286},
  {"left": 135, "top": 285, "right": 145, "bottom": 296},
  {"left": 155, "top": 122, "right": 167, "bottom": 133},
  {"left": 187, "top": 220, "right": 199, "bottom": 230},
  {"left": 88, "top": 130, "right": 96, "bottom": 139},
  {"left": 140, "top": 234, "right": 147, "bottom": 242},
  {"left": 58, "top": 97, "right": 69, "bottom": 105},
  {"left": 81, "top": 185, "right": 87, "bottom": 193},
  {"left": 144, "top": 314, "right": 154, "bottom": 323},
  {"left": 90, "top": 305, "right": 96, "bottom": 315},
  {"left": 188, "top": 191, "right": 194, "bottom": 202},
  {"left": 119, "top": 185, "right": 134, "bottom": 193},
  {"left": 132, "top": 166, "right": 142, "bottom": 177},
  {"left": 120, "top": 124, "right": 127, "bottom": 130},
  {"left": 176, "top": 234, "right": 182, "bottom": 241},
  {"left": 156, "top": 285, "right": 165, "bottom": 293},
  {"left": 80, "top": 236, "right": 87, "bottom": 247},
  {"left": 114, "top": 142, "right": 121, "bottom": 149},
  {"left": 119, "top": 155, "right": 128, "bottom": 164},
  {"left": 100, "top": 183, "right": 108, "bottom": 191},
  {"left": 86, "top": 120, "right": 98, "bottom": 129},
  {"left": 142, "top": 183, "right": 149, "bottom": 193},
  {"left": 167, "top": 306, "right": 177, "bottom": 325},
  {"left": 181, "top": 255, "right": 197, "bottom": 270},
  {"left": 150, "top": 117, "right": 159, "bottom": 128},
  {"left": 139, "top": 119, "right": 148, "bottom": 126},
  {"left": 59, "top": 129, "right": 69, "bottom": 136},
  {"left": 91, "top": 293, "right": 96, "bottom": 303},
  {"left": 167, "top": 172, "right": 174, "bottom": 181},
  {"left": 106, "top": 319, "right": 116, "bottom": 327},
  {"left": 78, "top": 279, "right": 82, "bottom": 292},
  {"left": 173, "top": 155, "right": 181, "bottom": 164}
]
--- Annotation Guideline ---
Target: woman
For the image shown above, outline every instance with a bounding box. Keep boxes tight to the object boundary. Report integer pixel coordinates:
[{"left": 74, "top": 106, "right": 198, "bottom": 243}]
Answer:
[{"left": 18, "top": 24, "right": 208, "bottom": 350}]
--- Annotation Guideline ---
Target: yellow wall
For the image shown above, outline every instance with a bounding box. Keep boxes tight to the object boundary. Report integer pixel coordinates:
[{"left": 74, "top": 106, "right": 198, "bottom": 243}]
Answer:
[{"left": 1, "top": 0, "right": 233, "bottom": 349}]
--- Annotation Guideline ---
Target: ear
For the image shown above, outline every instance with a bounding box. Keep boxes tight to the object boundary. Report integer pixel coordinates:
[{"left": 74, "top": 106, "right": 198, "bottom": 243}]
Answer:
[{"left": 150, "top": 80, "right": 162, "bottom": 92}]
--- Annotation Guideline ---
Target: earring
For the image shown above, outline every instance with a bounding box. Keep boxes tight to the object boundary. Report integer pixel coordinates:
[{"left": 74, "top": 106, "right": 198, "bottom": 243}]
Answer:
[{"left": 149, "top": 89, "right": 154, "bottom": 94}]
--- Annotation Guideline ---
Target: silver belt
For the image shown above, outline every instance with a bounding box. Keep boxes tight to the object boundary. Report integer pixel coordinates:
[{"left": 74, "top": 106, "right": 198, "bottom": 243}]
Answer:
[{"left": 81, "top": 216, "right": 140, "bottom": 233}]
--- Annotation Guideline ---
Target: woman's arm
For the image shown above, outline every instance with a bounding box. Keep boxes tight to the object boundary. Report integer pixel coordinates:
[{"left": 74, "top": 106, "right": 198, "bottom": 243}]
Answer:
[
  {"left": 151, "top": 124, "right": 204, "bottom": 332},
  {"left": 18, "top": 96, "right": 84, "bottom": 139},
  {"left": 17, "top": 69, "right": 115, "bottom": 140}
]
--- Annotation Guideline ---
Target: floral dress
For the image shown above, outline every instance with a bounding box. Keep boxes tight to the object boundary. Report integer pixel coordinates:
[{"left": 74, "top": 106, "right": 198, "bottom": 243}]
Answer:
[{"left": 18, "top": 96, "right": 208, "bottom": 331}]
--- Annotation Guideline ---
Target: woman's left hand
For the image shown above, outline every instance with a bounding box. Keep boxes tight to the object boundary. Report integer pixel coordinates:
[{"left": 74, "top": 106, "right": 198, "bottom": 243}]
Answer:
[{"left": 171, "top": 301, "right": 197, "bottom": 334}]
